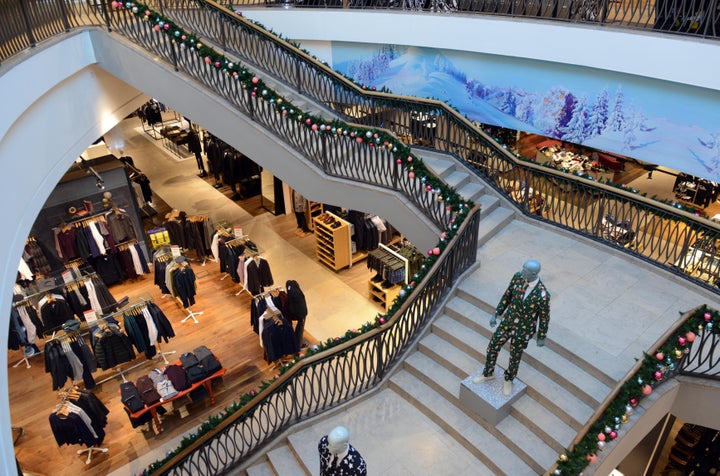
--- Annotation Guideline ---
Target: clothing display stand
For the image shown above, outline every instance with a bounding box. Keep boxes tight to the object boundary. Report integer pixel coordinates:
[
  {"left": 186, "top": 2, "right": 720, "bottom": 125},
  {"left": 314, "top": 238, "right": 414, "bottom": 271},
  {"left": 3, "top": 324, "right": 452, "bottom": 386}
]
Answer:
[
  {"left": 77, "top": 446, "right": 108, "bottom": 465},
  {"left": 154, "top": 343, "right": 176, "bottom": 365},
  {"left": 181, "top": 306, "right": 204, "bottom": 324}
]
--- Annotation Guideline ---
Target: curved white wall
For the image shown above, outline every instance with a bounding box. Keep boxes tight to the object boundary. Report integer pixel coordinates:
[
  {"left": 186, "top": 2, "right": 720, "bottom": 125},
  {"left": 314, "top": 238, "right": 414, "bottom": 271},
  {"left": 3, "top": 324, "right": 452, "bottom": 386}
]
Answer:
[{"left": 241, "top": 10, "right": 720, "bottom": 92}]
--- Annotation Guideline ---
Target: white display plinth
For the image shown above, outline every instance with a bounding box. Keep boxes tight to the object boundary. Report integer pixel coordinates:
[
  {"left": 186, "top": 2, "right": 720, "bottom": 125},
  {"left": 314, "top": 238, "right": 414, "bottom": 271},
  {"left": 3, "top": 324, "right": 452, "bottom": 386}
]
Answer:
[{"left": 460, "top": 367, "right": 526, "bottom": 425}]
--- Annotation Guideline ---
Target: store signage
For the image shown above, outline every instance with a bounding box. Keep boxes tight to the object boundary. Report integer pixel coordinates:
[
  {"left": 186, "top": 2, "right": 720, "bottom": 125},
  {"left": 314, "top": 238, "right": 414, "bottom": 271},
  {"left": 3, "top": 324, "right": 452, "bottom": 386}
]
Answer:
[
  {"left": 84, "top": 309, "right": 98, "bottom": 325},
  {"left": 234, "top": 226, "right": 244, "bottom": 238},
  {"left": 170, "top": 245, "right": 181, "bottom": 258}
]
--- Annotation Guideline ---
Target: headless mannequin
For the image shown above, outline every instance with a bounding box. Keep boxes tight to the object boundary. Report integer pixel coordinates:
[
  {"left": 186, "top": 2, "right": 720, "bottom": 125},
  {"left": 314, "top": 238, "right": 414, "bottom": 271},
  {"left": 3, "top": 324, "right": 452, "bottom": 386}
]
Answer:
[{"left": 473, "top": 259, "right": 550, "bottom": 396}]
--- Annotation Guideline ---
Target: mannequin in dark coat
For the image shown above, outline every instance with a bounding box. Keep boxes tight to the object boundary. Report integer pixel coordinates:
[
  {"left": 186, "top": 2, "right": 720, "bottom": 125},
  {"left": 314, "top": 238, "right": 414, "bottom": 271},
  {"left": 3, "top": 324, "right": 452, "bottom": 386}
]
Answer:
[{"left": 286, "top": 280, "right": 308, "bottom": 347}]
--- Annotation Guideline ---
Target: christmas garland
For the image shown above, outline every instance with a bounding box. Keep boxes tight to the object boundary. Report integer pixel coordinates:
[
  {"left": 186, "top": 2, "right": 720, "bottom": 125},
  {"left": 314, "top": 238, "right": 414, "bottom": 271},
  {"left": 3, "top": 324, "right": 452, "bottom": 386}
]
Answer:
[
  {"left": 110, "top": 3, "right": 475, "bottom": 473},
  {"left": 553, "top": 305, "right": 717, "bottom": 475}
]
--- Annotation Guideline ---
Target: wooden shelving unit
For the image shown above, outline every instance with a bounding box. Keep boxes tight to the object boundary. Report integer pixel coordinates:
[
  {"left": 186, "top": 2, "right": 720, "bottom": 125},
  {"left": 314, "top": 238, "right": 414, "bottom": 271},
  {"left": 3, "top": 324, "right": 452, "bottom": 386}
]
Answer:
[
  {"left": 368, "top": 280, "right": 402, "bottom": 310},
  {"left": 305, "top": 201, "right": 323, "bottom": 231},
  {"left": 313, "top": 212, "right": 351, "bottom": 271}
]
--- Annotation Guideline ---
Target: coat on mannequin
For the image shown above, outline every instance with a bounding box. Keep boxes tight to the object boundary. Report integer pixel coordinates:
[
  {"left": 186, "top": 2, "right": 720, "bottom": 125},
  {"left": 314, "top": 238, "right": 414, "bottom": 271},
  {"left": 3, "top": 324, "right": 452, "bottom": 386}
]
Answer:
[
  {"left": 473, "top": 259, "right": 551, "bottom": 396},
  {"left": 318, "top": 426, "right": 367, "bottom": 476}
]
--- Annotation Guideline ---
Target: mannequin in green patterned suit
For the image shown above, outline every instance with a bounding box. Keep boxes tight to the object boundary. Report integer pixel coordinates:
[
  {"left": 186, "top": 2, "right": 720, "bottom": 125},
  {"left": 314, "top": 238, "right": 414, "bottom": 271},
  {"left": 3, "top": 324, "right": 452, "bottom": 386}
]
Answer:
[{"left": 473, "top": 260, "right": 551, "bottom": 396}]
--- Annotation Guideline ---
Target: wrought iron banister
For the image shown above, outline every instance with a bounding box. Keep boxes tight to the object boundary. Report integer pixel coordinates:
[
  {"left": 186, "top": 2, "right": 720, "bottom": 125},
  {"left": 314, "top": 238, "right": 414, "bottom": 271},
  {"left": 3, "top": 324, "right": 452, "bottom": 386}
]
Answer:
[
  {"left": 150, "top": 204, "right": 481, "bottom": 475},
  {"left": 141, "top": 0, "right": 720, "bottom": 294},
  {"left": 550, "top": 304, "right": 720, "bottom": 474}
]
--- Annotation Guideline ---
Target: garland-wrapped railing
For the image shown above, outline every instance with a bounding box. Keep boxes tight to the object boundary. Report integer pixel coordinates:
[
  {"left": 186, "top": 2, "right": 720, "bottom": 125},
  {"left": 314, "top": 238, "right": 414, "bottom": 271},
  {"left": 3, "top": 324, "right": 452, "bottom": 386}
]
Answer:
[
  {"left": 548, "top": 304, "right": 720, "bottom": 475},
  {"left": 151, "top": 204, "right": 480, "bottom": 475},
  {"left": 134, "top": 0, "right": 720, "bottom": 294}
]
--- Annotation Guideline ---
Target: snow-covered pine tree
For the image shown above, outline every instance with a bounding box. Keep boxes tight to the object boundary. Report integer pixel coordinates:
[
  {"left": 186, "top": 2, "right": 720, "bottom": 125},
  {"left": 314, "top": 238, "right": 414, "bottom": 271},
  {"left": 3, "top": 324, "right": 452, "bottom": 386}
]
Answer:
[
  {"left": 608, "top": 86, "right": 625, "bottom": 133},
  {"left": 587, "top": 88, "right": 609, "bottom": 137},
  {"left": 561, "top": 95, "right": 589, "bottom": 143}
]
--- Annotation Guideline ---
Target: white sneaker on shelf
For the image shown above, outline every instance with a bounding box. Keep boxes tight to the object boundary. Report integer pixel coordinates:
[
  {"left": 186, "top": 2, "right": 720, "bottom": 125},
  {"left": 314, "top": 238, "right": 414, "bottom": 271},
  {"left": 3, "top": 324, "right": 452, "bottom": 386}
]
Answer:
[
  {"left": 472, "top": 373, "right": 494, "bottom": 384},
  {"left": 502, "top": 380, "right": 513, "bottom": 396}
]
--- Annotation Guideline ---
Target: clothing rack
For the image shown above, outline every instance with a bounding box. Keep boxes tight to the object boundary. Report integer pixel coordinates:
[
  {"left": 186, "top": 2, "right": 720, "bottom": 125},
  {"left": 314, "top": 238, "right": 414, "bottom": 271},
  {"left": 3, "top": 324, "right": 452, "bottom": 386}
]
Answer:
[
  {"left": 377, "top": 243, "right": 409, "bottom": 285},
  {"left": 13, "top": 271, "right": 99, "bottom": 307},
  {"left": 252, "top": 285, "right": 284, "bottom": 300},
  {"left": 54, "top": 386, "right": 108, "bottom": 464}
]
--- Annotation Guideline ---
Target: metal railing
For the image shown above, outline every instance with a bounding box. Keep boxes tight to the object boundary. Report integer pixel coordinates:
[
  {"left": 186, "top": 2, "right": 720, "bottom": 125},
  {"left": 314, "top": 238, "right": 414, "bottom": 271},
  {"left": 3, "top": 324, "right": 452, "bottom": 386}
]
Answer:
[
  {"left": 137, "top": 0, "right": 720, "bottom": 294},
  {"left": 152, "top": 204, "right": 480, "bottom": 475}
]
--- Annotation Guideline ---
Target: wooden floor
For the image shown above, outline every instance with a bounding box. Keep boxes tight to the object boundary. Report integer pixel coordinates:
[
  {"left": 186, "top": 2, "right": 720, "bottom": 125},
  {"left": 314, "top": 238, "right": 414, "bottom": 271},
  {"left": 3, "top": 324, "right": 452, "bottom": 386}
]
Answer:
[{"left": 10, "top": 206, "right": 377, "bottom": 475}]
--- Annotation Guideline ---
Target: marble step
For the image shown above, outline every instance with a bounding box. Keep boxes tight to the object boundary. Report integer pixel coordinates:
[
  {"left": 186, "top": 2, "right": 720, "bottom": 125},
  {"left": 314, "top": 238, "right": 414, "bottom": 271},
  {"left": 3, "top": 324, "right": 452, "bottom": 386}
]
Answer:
[
  {"left": 245, "top": 458, "right": 276, "bottom": 476},
  {"left": 476, "top": 206, "right": 515, "bottom": 246},
  {"left": 267, "top": 444, "right": 308, "bottom": 476},
  {"left": 417, "top": 330, "right": 581, "bottom": 450},
  {"left": 443, "top": 296, "right": 612, "bottom": 408},
  {"left": 419, "top": 154, "right": 456, "bottom": 179},
  {"left": 403, "top": 351, "right": 558, "bottom": 474},
  {"left": 444, "top": 170, "right": 471, "bottom": 190},
  {"left": 389, "top": 369, "right": 536, "bottom": 476},
  {"left": 430, "top": 314, "right": 593, "bottom": 429},
  {"left": 451, "top": 285, "right": 617, "bottom": 388},
  {"left": 457, "top": 181, "right": 486, "bottom": 203}
]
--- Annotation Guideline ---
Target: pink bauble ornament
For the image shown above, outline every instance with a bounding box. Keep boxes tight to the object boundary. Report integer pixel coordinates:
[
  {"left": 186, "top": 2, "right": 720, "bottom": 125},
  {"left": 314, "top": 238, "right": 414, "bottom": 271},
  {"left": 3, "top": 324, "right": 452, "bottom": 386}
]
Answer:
[
  {"left": 686, "top": 331, "right": 696, "bottom": 342},
  {"left": 251, "top": 76, "right": 259, "bottom": 84},
  {"left": 597, "top": 433, "right": 606, "bottom": 441},
  {"left": 586, "top": 454, "right": 597, "bottom": 464},
  {"left": 433, "top": 247, "right": 441, "bottom": 256},
  {"left": 407, "top": 157, "right": 413, "bottom": 162},
  {"left": 305, "top": 118, "right": 311, "bottom": 125},
  {"left": 678, "top": 336, "right": 687, "bottom": 346},
  {"left": 704, "top": 312, "right": 712, "bottom": 322},
  {"left": 408, "top": 172, "right": 415, "bottom": 179},
  {"left": 163, "top": 23, "right": 170, "bottom": 30},
  {"left": 153, "top": 24, "right": 161, "bottom": 31},
  {"left": 214, "top": 61, "right": 220, "bottom": 68},
  {"left": 654, "top": 371, "right": 663, "bottom": 381},
  {"left": 441, "top": 232, "right": 447, "bottom": 239},
  {"left": 181, "top": 34, "right": 186, "bottom": 40},
  {"left": 111, "top": 1, "right": 119, "bottom": 8},
  {"left": 642, "top": 384, "right": 652, "bottom": 395},
  {"left": 426, "top": 185, "right": 432, "bottom": 191},
  {"left": 655, "top": 352, "right": 664, "bottom": 361},
  {"left": 379, "top": 317, "right": 386, "bottom": 324},
  {"left": 356, "top": 137, "right": 363, "bottom": 143},
  {"left": 204, "top": 56, "right": 211, "bottom": 64},
  {"left": 311, "top": 124, "right": 318, "bottom": 131},
  {"left": 609, "top": 431, "right": 618, "bottom": 440},
  {"left": 145, "top": 9, "right": 150, "bottom": 15},
  {"left": 630, "top": 397, "right": 638, "bottom": 406},
  {"left": 428, "top": 249, "right": 433, "bottom": 256},
  {"left": 396, "top": 158, "right": 402, "bottom": 164}
]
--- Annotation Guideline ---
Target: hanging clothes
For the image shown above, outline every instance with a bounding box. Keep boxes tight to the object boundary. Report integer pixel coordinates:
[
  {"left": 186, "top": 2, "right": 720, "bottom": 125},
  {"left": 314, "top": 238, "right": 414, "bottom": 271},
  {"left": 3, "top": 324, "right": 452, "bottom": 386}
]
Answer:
[
  {"left": 172, "top": 262, "right": 197, "bottom": 308},
  {"left": 245, "top": 256, "right": 273, "bottom": 295},
  {"left": 49, "top": 388, "right": 108, "bottom": 449},
  {"left": 259, "top": 310, "right": 299, "bottom": 363},
  {"left": 91, "top": 323, "right": 136, "bottom": 371}
]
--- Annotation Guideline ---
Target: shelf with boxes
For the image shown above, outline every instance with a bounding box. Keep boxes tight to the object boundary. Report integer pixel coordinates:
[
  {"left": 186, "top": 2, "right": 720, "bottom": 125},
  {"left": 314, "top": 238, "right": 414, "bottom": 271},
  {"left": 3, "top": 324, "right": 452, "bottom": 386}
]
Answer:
[{"left": 313, "top": 212, "right": 352, "bottom": 271}]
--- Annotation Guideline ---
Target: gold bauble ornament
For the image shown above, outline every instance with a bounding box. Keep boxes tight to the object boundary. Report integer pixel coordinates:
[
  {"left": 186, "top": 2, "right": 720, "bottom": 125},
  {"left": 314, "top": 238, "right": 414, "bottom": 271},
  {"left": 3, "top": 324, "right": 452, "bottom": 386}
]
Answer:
[{"left": 559, "top": 454, "right": 568, "bottom": 462}]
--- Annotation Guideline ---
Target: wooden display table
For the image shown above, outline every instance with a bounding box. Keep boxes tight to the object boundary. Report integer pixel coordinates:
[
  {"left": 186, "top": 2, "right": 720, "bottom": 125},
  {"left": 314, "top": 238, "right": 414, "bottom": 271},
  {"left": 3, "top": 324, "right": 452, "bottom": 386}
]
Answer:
[{"left": 125, "top": 365, "right": 226, "bottom": 434}]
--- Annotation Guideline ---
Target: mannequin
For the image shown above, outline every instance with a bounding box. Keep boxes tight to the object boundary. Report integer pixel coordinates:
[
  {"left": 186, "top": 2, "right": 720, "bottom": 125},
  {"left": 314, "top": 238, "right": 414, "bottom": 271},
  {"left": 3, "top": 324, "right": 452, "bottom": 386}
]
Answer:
[
  {"left": 473, "top": 259, "right": 551, "bottom": 396},
  {"left": 318, "top": 426, "right": 367, "bottom": 476}
]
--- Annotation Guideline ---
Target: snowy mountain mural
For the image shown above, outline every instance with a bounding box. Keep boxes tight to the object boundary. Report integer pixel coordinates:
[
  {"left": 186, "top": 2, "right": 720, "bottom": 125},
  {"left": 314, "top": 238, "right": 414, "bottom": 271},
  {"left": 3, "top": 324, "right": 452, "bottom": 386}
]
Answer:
[{"left": 332, "top": 43, "right": 720, "bottom": 182}]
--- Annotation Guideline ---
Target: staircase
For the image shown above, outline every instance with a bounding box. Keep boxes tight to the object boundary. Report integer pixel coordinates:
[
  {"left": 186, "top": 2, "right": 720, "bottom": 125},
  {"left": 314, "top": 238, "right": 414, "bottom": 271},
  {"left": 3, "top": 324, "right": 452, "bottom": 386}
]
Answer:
[{"left": 238, "top": 151, "right": 618, "bottom": 475}]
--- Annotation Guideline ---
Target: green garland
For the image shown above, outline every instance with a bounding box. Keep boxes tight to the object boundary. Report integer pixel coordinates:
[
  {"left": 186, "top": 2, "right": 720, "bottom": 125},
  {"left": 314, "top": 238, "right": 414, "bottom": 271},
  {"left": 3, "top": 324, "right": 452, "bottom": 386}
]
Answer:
[{"left": 553, "top": 305, "right": 718, "bottom": 475}]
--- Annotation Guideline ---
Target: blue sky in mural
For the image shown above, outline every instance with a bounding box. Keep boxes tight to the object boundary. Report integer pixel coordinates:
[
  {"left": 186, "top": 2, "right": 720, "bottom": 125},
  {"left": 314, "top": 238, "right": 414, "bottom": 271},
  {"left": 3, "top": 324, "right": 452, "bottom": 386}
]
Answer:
[{"left": 332, "top": 42, "right": 720, "bottom": 181}]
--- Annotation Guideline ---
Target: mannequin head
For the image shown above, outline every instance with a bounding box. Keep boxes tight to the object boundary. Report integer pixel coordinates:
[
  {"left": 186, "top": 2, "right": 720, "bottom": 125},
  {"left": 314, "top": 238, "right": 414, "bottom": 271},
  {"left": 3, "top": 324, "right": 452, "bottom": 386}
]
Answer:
[
  {"left": 327, "top": 426, "right": 350, "bottom": 455},
  {"left": 521, "top": 260, "right": 541, "bottom": 282}
]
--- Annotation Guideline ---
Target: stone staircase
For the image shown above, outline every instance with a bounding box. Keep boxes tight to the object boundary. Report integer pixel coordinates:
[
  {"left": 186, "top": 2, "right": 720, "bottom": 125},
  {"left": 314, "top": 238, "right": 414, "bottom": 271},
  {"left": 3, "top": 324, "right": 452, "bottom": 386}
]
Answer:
[{"left": 238, "top": 152, "right": 616, "bottom": 475}]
